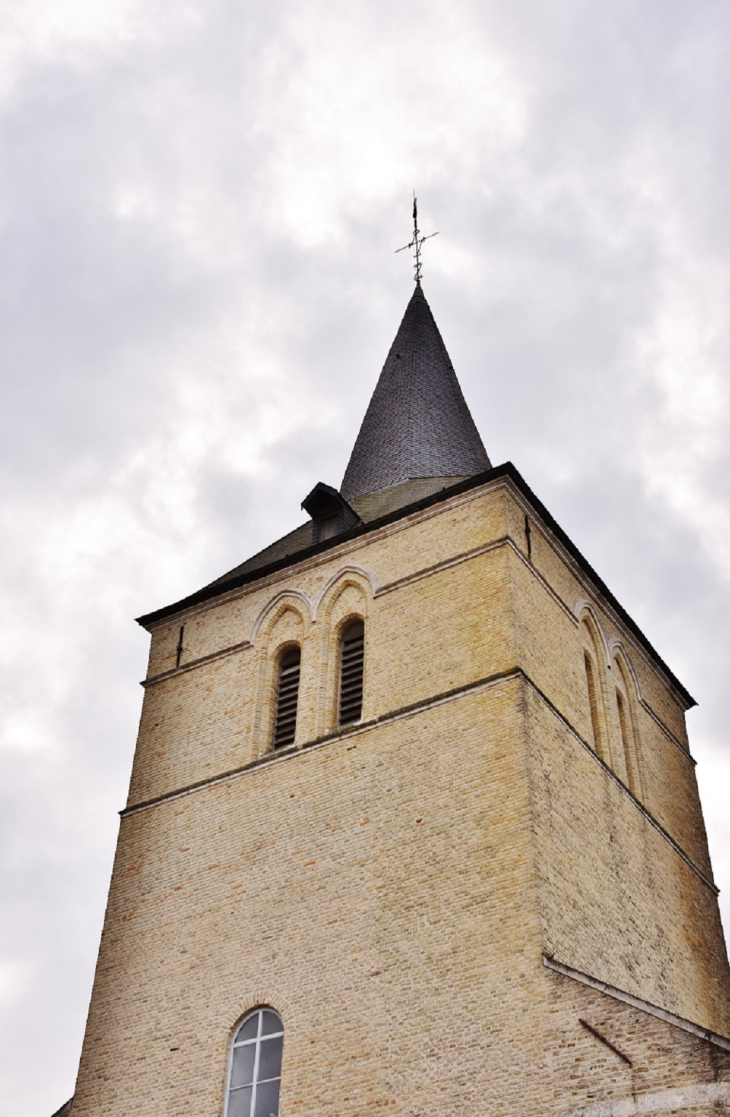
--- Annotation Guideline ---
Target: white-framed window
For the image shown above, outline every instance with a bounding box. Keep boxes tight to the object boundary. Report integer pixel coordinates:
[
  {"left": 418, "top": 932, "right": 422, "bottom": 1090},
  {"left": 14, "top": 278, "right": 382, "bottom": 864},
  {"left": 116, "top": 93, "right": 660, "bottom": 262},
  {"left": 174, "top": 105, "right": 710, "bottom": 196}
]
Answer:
[{"left": 225, "top": 1007, "right": 283, "bottom": 1117}]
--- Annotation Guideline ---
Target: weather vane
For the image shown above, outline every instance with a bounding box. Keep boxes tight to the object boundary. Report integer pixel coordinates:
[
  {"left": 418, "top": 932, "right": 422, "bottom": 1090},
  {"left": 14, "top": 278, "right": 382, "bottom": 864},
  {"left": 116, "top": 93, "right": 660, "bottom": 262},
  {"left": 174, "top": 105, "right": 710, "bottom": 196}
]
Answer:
[{"left": 396, "top": 192, "right": 438, "bottom": 284}]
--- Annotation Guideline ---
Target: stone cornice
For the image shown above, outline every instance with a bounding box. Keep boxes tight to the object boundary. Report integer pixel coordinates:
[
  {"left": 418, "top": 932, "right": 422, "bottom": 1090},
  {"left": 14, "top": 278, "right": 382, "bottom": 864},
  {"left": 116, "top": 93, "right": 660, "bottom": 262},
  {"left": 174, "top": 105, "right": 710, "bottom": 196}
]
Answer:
[
  {"left": 140, "top": 533, "right": 693, "bottom": 768},
  {"left": 544, "top": 955, "right": 730, "bottom": 1053},
  {"left": 123, "top": 669, "right": 716, "bottom": 896}
]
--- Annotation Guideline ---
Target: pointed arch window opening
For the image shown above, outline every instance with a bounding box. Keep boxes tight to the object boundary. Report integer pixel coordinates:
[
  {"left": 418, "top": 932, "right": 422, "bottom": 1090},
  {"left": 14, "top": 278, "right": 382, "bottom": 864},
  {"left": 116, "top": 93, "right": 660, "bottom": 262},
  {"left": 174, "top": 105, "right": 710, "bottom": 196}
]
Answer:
[
  {"left": 339, "top": 620, "right": 365, "bottom": 726},
  {"left": 616, "top": 688, "right": 638, "bottom": 794},
  {"left": 584, "top": 650, "right": 607, "bottom": 761},
  {"left": 226, "top": 1007, "right": 283, "bottom": 1117},
  {"left": 273, "top": 647, "right": 301, "bottom": 749},
  {"left": 613, "top": 656, "right": 644, "bottom": 800}
]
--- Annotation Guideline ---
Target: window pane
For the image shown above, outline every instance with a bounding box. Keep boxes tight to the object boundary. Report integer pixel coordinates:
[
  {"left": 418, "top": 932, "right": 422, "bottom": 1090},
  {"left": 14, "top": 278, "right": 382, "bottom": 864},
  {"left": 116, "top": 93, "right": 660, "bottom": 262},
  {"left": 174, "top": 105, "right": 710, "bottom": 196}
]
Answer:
[
  {"left": 254, "top": 1078, "right": 280, "bottom": 1117},
  {"left": 260, "top": 1011, "right": 282, "bottom": 1037},
  {"left": 257, "top": 1034, "right": 283, "bottom": 1081},
  {"left": 234, "top": 1015, "right": 259, "bottom": 1044},
  {"left": 228, "top": 1085, "right": 252, "bottom": 1117},
  {"left": 230, "top": 1044, "right": 256, "bottom": 1088}
]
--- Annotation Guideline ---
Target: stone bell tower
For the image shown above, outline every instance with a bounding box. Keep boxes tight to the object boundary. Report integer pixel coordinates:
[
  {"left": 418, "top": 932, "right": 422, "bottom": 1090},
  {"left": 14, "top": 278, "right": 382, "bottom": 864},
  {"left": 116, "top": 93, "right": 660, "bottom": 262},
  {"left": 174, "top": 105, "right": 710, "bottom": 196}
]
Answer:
[{"left": 66, "top": 281, "right": 730, "bottom": 1117}]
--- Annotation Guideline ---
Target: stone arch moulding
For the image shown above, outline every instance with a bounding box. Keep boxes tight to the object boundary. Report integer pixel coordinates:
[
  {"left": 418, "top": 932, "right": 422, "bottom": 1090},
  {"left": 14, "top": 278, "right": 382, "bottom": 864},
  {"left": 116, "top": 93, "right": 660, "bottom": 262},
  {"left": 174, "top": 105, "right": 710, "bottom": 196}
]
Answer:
[
  {"left": 607, "top": 637, "right": 644, "bottom": 704},
  {"left": 574, "top": 598, "right": 611, "bottom": 668},
  {"left": 251, "top": 597, "right": 310, "bottom": 756},
  {"left": 312, "top": 564, "right": 380, "bottom": 622},
  {"left": 228, "top": 990, "right": 295, "bottom": 1034},
  {"left": 248, "top": 590, "right": 316, "bottom": 646}
]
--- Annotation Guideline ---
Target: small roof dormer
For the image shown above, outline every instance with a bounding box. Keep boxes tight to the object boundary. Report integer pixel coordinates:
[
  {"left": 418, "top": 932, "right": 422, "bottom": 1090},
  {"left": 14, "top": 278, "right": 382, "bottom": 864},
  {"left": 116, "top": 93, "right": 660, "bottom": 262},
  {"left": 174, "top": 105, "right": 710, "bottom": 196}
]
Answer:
[{"left": 301, "top": 482, "right": 361, "bottom": 546}]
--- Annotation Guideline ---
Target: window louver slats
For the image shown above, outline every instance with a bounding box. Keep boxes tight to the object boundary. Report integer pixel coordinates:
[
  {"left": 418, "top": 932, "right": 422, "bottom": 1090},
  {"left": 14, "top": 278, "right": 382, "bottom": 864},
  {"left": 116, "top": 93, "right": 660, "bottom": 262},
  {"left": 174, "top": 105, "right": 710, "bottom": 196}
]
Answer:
[
  {"left": 273, "top": 648, "right": 301, "bottom": 748},
  {"left": 339, "top": 622, "right": 364, "bottom": 725}
]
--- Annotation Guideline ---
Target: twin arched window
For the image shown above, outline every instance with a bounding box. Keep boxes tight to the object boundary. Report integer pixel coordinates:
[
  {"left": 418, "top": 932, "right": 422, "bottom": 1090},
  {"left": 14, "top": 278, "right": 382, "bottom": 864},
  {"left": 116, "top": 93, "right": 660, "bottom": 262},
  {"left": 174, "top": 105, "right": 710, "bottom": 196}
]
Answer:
[
  {"left": 581, "top": 612, "right": 643, "bottom": 799},
  {"left": 272, "top": 619, "right": 365, "bottom": 748},
  {"left": 226, "top": 1007, "right": 283, "bottom": 1117}
]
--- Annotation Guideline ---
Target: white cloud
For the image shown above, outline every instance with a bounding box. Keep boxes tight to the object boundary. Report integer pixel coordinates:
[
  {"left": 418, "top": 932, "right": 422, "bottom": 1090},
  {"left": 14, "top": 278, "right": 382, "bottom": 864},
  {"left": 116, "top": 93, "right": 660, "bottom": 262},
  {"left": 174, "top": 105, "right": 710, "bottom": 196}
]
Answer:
[
  {"left": 2, "top": 1, "right": 730, "bottom": 1113},
  {"left": 254, "top": 1, "right": 527, "bottom": 245}
]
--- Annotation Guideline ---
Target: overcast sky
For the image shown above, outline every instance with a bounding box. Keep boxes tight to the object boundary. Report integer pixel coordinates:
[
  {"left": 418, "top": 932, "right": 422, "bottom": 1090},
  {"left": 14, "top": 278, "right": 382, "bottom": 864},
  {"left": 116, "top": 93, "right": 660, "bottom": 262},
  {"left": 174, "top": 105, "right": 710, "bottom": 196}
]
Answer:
[{"left": 3, "top": 1, "right": 730, "bottom": 1113}]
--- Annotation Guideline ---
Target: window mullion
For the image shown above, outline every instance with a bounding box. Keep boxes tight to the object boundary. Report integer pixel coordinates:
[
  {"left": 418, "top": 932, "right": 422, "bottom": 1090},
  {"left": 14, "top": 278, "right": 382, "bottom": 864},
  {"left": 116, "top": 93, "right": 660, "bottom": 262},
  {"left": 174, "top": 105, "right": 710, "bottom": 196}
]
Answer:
[
  {"left": 227, "top": 1007, "right": 283, "bottom": 1117},
  {"left": 250, "top": 1009, "right": 262, "bottom": 1117}
]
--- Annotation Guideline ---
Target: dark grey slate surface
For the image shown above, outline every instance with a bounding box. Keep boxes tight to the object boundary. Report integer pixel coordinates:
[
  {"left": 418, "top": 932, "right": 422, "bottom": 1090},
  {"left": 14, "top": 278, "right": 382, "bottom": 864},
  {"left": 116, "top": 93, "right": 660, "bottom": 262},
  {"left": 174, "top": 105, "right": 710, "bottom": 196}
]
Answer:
[
  {"left": 203, "top": 286, "right": 489, "bottom": 593},
  {"left": 205, "top": 475, "right": 468, "bottom": 588},
  {"left": 50, "top": 1101, "right": 73, "bottom": 1117},
  {"left": 340, "top": 283, "right": 490, "bottom": 501}
]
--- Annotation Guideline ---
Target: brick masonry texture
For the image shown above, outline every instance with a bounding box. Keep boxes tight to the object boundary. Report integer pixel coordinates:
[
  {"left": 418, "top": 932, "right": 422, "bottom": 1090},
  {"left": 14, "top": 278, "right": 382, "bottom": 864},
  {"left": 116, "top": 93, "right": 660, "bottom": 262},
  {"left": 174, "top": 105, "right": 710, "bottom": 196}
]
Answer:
[
  {"left": 545, "top": 970, "right": 730, "bottom": 1113},
  {"left": 70, "top": 478, "right": 730, "bottom": 1116}
]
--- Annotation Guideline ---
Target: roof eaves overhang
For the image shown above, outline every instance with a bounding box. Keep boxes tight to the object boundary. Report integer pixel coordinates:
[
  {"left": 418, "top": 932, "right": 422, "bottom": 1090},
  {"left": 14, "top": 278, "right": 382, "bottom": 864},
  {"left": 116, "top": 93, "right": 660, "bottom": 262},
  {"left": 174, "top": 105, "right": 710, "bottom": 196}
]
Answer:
[{"left": 135, "top": 462, "right": 696, "bottom": 709}]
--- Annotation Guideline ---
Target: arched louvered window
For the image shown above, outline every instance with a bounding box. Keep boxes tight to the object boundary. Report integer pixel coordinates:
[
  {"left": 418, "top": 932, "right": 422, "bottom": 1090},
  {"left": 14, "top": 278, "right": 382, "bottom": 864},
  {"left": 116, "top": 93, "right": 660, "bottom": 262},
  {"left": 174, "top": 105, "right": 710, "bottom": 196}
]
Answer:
[
  {"left": 273, "top": 647, "right": 300, "bottom": 749},
  {"left": 339, "top": 620, "right": 364, "bottom": 726},
  {"left": 226, "top": 1007, "right": 283, "bottom": 1117}
]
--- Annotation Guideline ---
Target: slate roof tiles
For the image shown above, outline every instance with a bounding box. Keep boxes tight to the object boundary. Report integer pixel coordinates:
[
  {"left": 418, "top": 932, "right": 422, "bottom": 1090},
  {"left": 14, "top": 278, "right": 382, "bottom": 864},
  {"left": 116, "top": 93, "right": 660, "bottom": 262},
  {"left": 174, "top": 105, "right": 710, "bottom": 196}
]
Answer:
[{"left": 340, "top": 282, "right": 490, "bottom": 501}]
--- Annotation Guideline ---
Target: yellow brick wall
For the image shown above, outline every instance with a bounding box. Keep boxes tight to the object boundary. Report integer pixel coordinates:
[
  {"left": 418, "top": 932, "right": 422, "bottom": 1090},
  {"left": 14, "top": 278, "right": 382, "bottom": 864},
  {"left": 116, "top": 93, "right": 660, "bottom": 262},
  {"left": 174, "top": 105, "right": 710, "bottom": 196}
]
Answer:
[
  {"left": 129, "top": 491, "right": 515, "bottom": 807},
  {"left": 73, "top": 477, "right": 730, "bottom": 1116},
  {"left": 508, "top": 493, "right": 690, "bottom": 747},
  {"left": 544, "top": 968, "right": 730, "bottom": 1114},
  {"left": 527, "top": 685, "right": 730, "bottom": 1035},
  {"left": 505, "top": 532, "right": 711, "bottom": 877},
  {"left": 143, "top": 489, "right": 510, "bottom": 682},
  {"left": 73, "top": 686, "right": 553, "bottom": 1117}
]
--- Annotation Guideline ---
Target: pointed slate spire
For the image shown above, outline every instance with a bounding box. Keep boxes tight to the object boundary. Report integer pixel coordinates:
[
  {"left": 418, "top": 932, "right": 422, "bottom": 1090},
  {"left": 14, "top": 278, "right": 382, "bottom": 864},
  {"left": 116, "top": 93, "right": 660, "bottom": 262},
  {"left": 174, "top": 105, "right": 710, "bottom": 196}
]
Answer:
[{"left": 341, "top": 284, "right": 491, "bottom": 502}]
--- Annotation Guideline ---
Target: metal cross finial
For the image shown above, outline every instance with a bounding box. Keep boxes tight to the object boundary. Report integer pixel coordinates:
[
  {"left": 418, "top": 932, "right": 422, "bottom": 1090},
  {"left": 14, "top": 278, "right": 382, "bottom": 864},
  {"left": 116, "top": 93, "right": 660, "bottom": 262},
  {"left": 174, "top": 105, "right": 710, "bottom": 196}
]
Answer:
[{"left": 395, "top": 192, "right": 438, "bottom": 284}]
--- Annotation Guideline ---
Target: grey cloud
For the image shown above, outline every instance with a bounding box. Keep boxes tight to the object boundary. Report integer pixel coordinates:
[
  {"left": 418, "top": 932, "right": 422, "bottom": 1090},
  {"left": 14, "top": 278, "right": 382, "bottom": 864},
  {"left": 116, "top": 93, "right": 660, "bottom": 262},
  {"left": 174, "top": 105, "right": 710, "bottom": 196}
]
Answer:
[{"left": 2, "top": 2, "right": 730, "bottom": 1113}]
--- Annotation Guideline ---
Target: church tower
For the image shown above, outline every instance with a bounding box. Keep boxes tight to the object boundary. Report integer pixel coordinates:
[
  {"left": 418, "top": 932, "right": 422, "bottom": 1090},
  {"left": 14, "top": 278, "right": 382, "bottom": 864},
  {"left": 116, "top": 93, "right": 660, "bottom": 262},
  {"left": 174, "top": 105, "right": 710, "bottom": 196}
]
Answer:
[{"left": 67, "top": 280, "right": 730, "bottom": 1117}]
